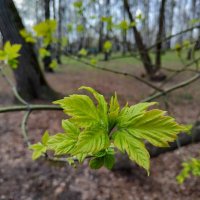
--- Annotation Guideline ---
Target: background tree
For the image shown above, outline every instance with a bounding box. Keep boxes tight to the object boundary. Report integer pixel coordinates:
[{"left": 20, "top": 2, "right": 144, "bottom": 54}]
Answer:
[{"left": 0, "top": 0, "right": 57, "bottom": 100}]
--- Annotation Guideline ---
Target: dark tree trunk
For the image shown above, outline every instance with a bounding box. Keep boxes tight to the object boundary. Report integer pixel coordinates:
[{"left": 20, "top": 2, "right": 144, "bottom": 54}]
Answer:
[
  {"left": 43, "top": 0, "right": 53, "bottom": 72},
  {"left": 98, "top": 21, "right": 104, "bottom": 53},
  {"left": 168, "top": 0, "right": 175, "bottom": 49},
  {"left": 123, "top": 0, "right": 154, "bottom": 76},
  {"left": 51, "top": 0, "right": 56, "bottom": 20},
  {"left": 155, "top": 0, "right": 167, "bottom": 70},
  {"left": 56, "top": 0, "right": 63, "bottom": 64},
  {"left": 122, "top": 30, "right": 127, "bottom": 55},
  {"left": 124, "top": 0, "right": 166, "bottom": 81},
  {"left": 122, "top": 5, "right": 127, "bottom": 55},
  {"left": 104, "top": 0, "right": 111, "bottom": 61},
  {"left": 0, "top": 0, "right": 58, "bottom": 100}
]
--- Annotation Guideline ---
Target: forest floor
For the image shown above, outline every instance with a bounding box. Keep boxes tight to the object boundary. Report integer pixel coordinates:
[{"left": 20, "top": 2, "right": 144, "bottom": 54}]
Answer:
[{"left": 0, "top": 55, "right": 200, "bottom": 200}]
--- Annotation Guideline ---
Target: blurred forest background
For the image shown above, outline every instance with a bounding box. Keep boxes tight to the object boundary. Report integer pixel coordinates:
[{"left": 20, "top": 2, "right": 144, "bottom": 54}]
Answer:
[{"left": 0, "top": 0, "right": 200, "bottom": 199}]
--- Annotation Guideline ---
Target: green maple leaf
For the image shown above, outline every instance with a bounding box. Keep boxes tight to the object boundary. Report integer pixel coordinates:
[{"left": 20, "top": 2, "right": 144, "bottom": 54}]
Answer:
[
  {"left": 54, "top": 94, "right": 99, "bottom": 128},
  {"left": 71, "top": 124, "right": 110, "bottom": 155},
  {"left": 113, "top": 129, "right": 150, "bottom": 174}
]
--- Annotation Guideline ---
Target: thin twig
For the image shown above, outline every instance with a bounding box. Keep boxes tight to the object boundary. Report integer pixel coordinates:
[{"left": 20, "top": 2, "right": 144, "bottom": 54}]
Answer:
[
  {"left": 142, "top": 73, "right": 200, "bottom": 102},
  {"left": 65, "top": 52, "right": 163, "bottom": 92},
  {"left": 0, "top": 66, "right": 28, "bottom": 105},
  {"left": 0, "top": 104, "right": 61, "bottom": 113},
  {"left": 21, "top": 110, "right": 31, "bottom": 146}
]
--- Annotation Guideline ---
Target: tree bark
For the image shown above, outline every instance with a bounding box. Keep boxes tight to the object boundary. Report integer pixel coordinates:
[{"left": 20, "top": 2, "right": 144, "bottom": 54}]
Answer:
[
  {"left": 104, "top": 0, "right": 111, "bottom": 61},
  {"left": 123, "top": 0, "right": 154, "bottom": 76},
  {"left": 0, "top": 0, "right": 58, "bottom": 100},
  {"left": 56, "top": 0, "right": 63, "bottom": 64},
  {"left": 155, "top": 0, "right": 167, "bottom": 69},
  {"left": 123, "top": 0, "right": 166, "bottom": 81}
]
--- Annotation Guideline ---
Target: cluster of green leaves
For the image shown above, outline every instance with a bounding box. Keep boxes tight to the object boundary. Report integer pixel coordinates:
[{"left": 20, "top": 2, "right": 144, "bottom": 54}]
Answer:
[
  {"left": 20, "top": 29, "right": 36, "bottom": 43},
  {"left": 76, "top": 24, "right": 85, "bottom": 33},
  {"left": 103, "top": 41, "right": 112, "bottom": 53},
  {"left": 73, "top": 1, "right": 83, "bottom": 14},
  {"left": 78, "top": 48, "right": 88, "bottom": 56},
  {"left": 176, "top": 158, "right": 200, "bottom": 184},
  {"left": 189, "top": 18, "right": 200, "bottom": 25},
  {"left": 33, "top": 20, "right": 57, "bottom": 47},
  {"left": 20, "top": 20, "right": 58, "bottom": 69},
  {"left": 0, "top": 41, "right": 21, "bottom": 69},
  {"left": 30, "top": 86, "right": 187, "bottom": 174},
  {"left": 174, "top": 40, "right": 192, "bottom": 54},
  {"left": 101, "top": 16, "right": 113, "bottom": 31}
]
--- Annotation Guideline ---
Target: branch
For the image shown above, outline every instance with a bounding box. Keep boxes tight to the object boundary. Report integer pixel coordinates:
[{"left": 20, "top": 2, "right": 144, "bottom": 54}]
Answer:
[
  {"left": 142, "top": 73, "right": 200, "bottom": 102},
  {"left": 21, "top": 111, "right": 31, "bottom": 146},
  {"left": 0, "top": 104, "right": 61, "bottom": 113},
  {"left": 65, "top": 52, "right": 163, "bottom": 92},
  {"left": 0, "top": 66, "right": 28, "bottom": 105}
]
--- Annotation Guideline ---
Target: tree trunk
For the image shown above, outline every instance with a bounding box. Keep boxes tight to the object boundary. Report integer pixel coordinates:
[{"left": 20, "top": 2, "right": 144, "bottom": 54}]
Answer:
[
  {"left": 155, "top": 0, "right": 167, "bottom": 70},
  {"left": 104, "top": 0, "right": 111, "bottom": 61},
  {"left": 98, "top": 21, "right": 104, "bottom": 53},
  {"left": 124, "top": 0, "right": 166, "bottom": 81},
  {"left": 168, "top": 0, "right": 175, "bottom": 49},
  {"left": 123, "top": 0, "right": 154, "bottom": 76},
  {"left": 43, "top": 0, "right": 53, "bottom": 72},
  {"left": 0, "top": 0, "right": 58, "bottom": 100},
  {"left": 56, "top": 0, "right": 63, "bottom": 64}
]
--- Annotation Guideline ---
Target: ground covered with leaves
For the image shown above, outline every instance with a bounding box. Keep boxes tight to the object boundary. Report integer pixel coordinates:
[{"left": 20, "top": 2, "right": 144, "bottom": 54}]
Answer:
[{"left": 0, "top": 59, "right": 200, "bottom": 200}]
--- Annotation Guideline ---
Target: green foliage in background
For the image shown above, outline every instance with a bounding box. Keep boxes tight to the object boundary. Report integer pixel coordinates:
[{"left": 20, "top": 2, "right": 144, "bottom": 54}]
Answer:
[
  {"left": 78, "top": 48, "right": 88, "bottom": 56},
  {"left": 176, "top": 158, "right": 200, "bottom": 184},
  {"left": 76, "top": 24, "right": 84, "bottom": 33},
  {"left": 20, "top": 29, "right": 36, "bottom": 43},
  {"left": 30, "top": 86, "right": 187, "bottom": 174},
  {"left": 33, "top": 19, "right": 57, "bottom": 47},
  {"left": 0, "top": 41, "right": 21, "bottom": 69},
  {"left": 103, "top": 41, "right": 112, "bottom": 53},
  {"left": 49, "top": 59, "right": 58, "bottom": 69}
]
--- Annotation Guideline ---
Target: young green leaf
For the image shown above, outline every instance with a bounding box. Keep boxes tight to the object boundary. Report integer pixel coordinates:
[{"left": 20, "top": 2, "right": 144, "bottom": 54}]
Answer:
[
  {"left": 54, "top": 94, "right": 99, "bottom": 127},
  {"left": 0, "top": 41, "right": 22, "bottom": 69},
  {"left": 108, "top": 93, "right": 120, "bottom": 130},
  {"left": 89, "top": 157, "right": 104, "bottom": 169},
  {"left": 71, "top": 125, "right": 110, "bottom": 155},
  {"left": 89, "top": 153, "right": 115, "bottom": 170},
  {"left": 120, "top": 109, "right": 186, "bottom": 147},
  {"left": 79, "top": 86, "right": 108, "bottom": 127},
  {"left": 48, "top": 120, "right": 80, "bottom": 155},
  {"left": 41, "top": 130, "right": 49, "bottom": 145},
  {"left": 113, "top": 130, "right": 150, "bottom": 174},
  {"left": 29, "top": 143, "right": 47, "bottom": 160}
]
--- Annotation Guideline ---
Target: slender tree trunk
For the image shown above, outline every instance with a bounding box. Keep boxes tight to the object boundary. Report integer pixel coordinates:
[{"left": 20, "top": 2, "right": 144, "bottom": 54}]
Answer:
[
  {"left": 122, "top": 5, "right": 127, "bottom": 55},
  {"left": 43, "top": 0, "right": 53, "bottom": 72},
  {"left": 124, "top": 0, "right": 166, "bottom": 81},
  {"left": 0, "top": 0, "right": 58, "bottom": 100},
  {"left": 104, "top": 0, "right": 111, "bottom": 61},
  {"left": 168, "top": 0, "right": 175, "bottom": 49},
  {"left": 155, "top": 0, "right": 167, "bottom": 69},
  {"left": 97, "top": 1, "right": 103, "bottom": 53},
  {"left": 56, "top": 0, "right": 63, "bottom": 64},
  {"left": 98, "top": 20, "right": 104, "bottom": 53},
  {"left": 123, "top": 0, "right": 154, "bottom": 76},
  {"left": 51, "top": 0, "right": 56, "bottom": 20}
]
